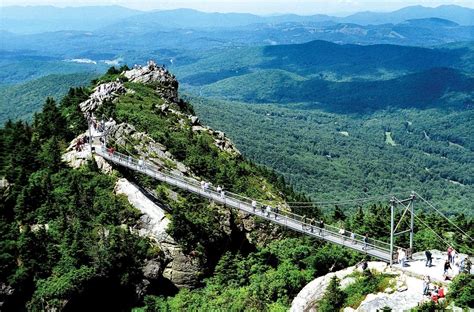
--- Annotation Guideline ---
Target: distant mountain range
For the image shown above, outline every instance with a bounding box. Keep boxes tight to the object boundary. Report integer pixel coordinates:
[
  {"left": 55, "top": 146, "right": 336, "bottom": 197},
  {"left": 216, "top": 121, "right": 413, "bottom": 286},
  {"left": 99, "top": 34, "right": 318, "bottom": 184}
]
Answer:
[
  {"left": 175, "top": 40, "right": 474, "bottom": 84},
  {"left": 1, "top": 5, "right": 474, "bottom": 34},
  {"left": 200, "top": 67, "right": 474, "bottom": 112},
  {"left": 0, "top": 5, "right": 141, "bottom": 33}
]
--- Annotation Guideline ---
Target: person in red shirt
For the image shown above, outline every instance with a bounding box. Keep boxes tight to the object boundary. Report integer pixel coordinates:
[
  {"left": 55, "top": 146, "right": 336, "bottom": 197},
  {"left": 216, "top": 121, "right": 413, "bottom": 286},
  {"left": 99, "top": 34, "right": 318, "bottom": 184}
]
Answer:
[{"left": 438, "top": 287, "right": 445, "bottom": 298}]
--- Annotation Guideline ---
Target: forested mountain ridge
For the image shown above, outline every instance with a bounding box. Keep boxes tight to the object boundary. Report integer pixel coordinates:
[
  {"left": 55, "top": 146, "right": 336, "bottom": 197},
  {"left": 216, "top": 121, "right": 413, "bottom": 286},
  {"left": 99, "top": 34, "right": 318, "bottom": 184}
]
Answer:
[
  {"left": 176, "top": 40, "right": 474, "bottom": 86},
  {"left": 0, "top": 62, "right": 309, "bottom": 310},
  {"left": 199, "top": 67, "right": 474, "bottom": 112}
]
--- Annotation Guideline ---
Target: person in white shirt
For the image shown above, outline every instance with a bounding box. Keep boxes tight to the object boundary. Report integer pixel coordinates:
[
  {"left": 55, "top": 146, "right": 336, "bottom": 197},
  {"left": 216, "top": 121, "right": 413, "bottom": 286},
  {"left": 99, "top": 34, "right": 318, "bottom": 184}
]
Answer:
[{"left": 251, "top": 200, "right": 257, "bottom": 212}]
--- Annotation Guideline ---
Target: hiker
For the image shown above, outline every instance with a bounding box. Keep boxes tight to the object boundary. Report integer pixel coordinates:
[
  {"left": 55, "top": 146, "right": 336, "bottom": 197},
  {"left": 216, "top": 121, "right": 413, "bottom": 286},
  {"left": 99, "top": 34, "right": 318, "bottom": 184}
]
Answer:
[
  {"left": 275, "top": 206, "right": 279, "bottom": 219},
  {"left": 363, "top": 234, "right": 369, "bottom": 250},
  {"left": 339, "top": 227, "right": 346, "bottom": 241},
  {"left": 437, "top": 286, "right": 445, "bottom": 299},
  {"left": 460, "top": 257, "right": 466, "bottom": 273},
  {"left": 431, "top": 287, "right": 439, "bottom": 304},
  {"left": 425, "top": 250, "right": 432, "bottom": 267},
  {"left": 138, "top": 159, "right": 143, "bottom": 168},
  {"left": 251, "top": 200, "right": 257, "bottom": 212},
  {"left": 319, "top": 219, "right": 324, "bottom": 235},
  {"left": 422, "top": 276, "right": 430, "bottom": 296},
  {"left": 361, "top": 260, "right": 368, "bottom": 271},
  {"left": 465, "top": 257, "right": 471, "bottom": 273},
  {"left": 216, "top": 185, "right": 222, "bottom": 195},
  {"left": 451, "top": 249, "right": 457, "bottom": 264},
  {"left": 398, "top": 248, "right": 406, "bottom": 267},
  {"left": 447, "top": 246, "right": 453, "bottom": 263},
  {"left": 443, "top": 259, "right": 452, "bottom": 275},
  {"left": 200, "top": 180, "right": 205, "bottom": 191},
  {"left": 350, "top": 232, "right": 356, "bottom": 244},
  {"left": 204, "top": 182, "right": 210, "bottom": 192},
  {"left": 266, "top": 205, "right": 272, "bottom": 217}
]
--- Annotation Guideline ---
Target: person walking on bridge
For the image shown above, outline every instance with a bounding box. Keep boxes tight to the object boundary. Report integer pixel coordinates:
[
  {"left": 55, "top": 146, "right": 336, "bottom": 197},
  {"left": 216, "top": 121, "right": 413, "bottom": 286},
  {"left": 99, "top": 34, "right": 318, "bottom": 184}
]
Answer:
[
  {"left": 251, "top": 200, "right": 257, "bottom": 212},
  {"left": 363, "top": 234, "right": 369, "bottom": 250},
  {"left": 266, "top": 205, "right": 272, "bottom": 217},
  {"left": 319, "top": 219, "right": 324, "bottom": 236}
]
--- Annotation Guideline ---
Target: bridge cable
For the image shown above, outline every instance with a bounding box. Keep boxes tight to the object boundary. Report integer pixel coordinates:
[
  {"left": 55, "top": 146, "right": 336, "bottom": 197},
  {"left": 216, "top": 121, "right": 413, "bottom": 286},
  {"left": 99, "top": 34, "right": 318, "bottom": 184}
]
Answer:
[
  {"left": 414, "top": 192, "right": 473, "bottom": 242},
  {"left": 412, "top": 211, "right": 455, "bottom": 250}
]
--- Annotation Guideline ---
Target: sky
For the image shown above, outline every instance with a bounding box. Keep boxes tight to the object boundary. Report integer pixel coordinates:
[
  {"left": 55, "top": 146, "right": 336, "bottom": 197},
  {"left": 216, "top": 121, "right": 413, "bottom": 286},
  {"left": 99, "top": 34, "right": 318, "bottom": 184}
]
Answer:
[
  {"left": 1, "top": 0, "right": 473, "bottom": 15},
  {"left": 0, "top": 0, "right": 474, "bottom": 15}
]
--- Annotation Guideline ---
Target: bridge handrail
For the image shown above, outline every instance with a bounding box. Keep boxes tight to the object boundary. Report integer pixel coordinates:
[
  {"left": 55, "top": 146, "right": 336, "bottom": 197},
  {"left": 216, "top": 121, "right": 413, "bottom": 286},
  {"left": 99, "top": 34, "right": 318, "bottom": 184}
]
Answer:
[{"left": 96, "top": 147, "right": 399, "bottom": 254}]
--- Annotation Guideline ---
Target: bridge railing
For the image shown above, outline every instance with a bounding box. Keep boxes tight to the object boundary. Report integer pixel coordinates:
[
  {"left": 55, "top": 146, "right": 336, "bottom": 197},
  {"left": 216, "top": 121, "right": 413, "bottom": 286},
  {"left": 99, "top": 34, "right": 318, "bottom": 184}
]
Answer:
[{"left": 96, "top": 147, "right": 397, "bottom": 255}]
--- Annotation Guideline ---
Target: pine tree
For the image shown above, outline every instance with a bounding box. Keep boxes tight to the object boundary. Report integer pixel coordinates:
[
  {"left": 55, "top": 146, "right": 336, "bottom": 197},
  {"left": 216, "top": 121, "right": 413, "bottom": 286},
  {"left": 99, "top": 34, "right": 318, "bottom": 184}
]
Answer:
[{"left": 318, "top": 275, "right": 346, "bottom": 312}]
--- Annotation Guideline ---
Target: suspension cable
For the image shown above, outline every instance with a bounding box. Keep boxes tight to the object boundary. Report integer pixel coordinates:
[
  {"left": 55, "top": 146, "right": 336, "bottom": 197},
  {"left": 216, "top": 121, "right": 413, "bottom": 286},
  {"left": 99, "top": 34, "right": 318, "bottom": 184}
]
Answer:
[
  {"left": 412, "top": 211, "right": 454, "bottom": 250},
  {"left": 284, "top": 193, "right": 402, "bottom": 205},
  {"left": 414, "top": 192, "right": 473, "bottom": 242}
]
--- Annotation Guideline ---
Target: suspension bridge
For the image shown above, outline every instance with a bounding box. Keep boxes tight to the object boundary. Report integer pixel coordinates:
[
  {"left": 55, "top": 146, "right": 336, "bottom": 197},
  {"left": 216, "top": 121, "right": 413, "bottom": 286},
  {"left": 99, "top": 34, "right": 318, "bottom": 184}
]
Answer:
[{"left": 85, "top": 120, "right": 472, "bottom": 266}]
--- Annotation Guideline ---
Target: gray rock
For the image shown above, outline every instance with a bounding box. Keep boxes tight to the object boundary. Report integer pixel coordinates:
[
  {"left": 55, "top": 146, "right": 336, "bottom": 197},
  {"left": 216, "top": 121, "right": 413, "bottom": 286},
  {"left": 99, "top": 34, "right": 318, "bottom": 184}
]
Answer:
[
  {"left": 190, "top": 116, "right": 200, "bottom": 125},
  {"left": 124, "top": 61, "right": 179, "bottom": 103},
  {"left": 135, "top": 279, "right": 150, "bottom": 301},
  {"left": 0, "top": 283, "right": 14, "bottom": 308},
  {"left": 143, "top": 260, "right": 164, "bottom": 280},
  {"left": 177, "top": 162, "right": 188, "bottom": 174},
  {"left": 79, "top": 81, "right": 126, "bottom": 113}
]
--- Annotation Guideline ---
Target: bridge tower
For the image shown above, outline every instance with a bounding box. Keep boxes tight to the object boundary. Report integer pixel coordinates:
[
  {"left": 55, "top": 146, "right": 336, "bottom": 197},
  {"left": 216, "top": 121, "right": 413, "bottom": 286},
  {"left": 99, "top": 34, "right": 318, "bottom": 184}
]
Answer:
[{"left": 389, "top": 192, "right": 416, "bottom": 266}]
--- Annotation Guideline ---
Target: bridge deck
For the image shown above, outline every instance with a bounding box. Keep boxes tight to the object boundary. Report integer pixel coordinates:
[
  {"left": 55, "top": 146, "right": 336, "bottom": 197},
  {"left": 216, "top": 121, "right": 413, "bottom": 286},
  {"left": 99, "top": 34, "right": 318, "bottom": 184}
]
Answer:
[{"left": 95, "top": 147, "right": 394, "bottom": 262}]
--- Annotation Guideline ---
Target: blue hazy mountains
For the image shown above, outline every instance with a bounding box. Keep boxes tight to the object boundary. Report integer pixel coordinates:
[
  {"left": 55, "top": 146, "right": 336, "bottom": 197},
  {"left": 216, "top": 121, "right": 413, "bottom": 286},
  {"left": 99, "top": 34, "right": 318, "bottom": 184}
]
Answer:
[
  {"left": 1, "top": 4, "right": 474, "bottom": 34},
  {"left": 0, "top": 5, "right": 141, "bottom": 33}
]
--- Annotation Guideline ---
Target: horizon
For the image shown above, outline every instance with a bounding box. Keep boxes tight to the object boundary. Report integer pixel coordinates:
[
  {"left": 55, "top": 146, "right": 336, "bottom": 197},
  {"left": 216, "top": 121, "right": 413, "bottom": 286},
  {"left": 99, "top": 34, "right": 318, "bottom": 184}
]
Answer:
[{"left": 1, "top": 1, "right": 474, "bottom": 16}]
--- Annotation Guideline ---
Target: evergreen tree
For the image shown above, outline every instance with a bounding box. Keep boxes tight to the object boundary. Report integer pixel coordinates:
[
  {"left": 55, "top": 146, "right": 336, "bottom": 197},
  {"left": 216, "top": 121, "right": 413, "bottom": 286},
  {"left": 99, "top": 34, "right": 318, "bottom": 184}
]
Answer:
[{"left": 318, "top": 275, "right": 346, "bottom": 312}]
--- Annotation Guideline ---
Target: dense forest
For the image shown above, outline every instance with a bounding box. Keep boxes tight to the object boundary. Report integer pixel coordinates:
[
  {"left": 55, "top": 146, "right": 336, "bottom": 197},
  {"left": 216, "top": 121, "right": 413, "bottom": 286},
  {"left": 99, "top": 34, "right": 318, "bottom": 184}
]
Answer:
[
  {"left": 0, "top": 73, "right": 97, "bottom": 125},
  {"left": 188, "top": 96, "right": 474, "bottom": 216},
  {"left": 0, "top": 68, "right": 472, "bottom": 310}
]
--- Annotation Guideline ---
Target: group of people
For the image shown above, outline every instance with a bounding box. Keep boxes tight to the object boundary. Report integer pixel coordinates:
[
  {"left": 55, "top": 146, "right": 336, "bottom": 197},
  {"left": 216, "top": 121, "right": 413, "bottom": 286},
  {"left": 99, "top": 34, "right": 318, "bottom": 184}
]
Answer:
[
  {"left": 200, "top": 181, "right": 225, "bottom": 198},
  {"left": 422, "top": 276, "right": 446, "bottom": 304},
  {"left": 424, "top": 247, "right": 472, "bottom": 281}
]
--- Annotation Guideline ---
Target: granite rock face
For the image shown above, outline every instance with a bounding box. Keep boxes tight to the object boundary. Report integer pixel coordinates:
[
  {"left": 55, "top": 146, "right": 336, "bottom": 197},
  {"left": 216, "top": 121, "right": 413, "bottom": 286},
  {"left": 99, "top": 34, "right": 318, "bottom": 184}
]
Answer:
[{"left": 115, "top": 178, "right": 202, "bottom": 289}]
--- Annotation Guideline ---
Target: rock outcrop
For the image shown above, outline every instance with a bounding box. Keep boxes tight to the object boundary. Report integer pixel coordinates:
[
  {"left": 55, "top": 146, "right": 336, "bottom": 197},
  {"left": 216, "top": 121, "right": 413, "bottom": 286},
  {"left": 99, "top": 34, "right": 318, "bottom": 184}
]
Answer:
[
  {"left": 115, "top": 178, "right": 202, "bottom": 289},
  {"left": 125, "top": 61, "right": 179, "bottom": 103},
  {"left": 79, "top": 81, "right": 126, "bottom": 114},
  {"left": 291, "top": 262, "right": 390, "bottom": 312}
]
